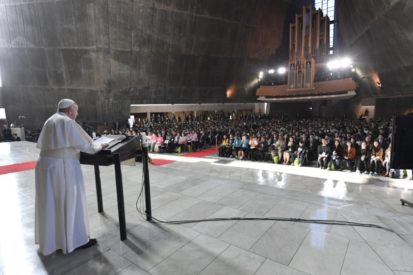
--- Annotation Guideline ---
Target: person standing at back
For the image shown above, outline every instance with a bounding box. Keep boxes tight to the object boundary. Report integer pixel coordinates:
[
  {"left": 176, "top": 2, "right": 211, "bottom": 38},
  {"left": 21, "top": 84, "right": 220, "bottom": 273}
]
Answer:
[{"left": 35, "top": 99, "right": 107, "bottom": 255}]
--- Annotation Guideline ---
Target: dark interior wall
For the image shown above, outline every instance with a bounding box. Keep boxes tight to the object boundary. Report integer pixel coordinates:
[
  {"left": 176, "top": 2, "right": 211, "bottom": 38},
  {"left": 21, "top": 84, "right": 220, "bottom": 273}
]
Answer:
[
  {"left": 0, "top": 0, "right": 289, "bottom": 128},
  {"left": 269, "top": 102, "right": 314, "bottom": 119},
  {"left": 375, "top": 97, "right": 413, "bottom": 119},
  {"left": 337, "top": 0, "right": 413, "bottom": 98},
  {"left": 269, "top": 98, "right": 360, "bottom": 120}
]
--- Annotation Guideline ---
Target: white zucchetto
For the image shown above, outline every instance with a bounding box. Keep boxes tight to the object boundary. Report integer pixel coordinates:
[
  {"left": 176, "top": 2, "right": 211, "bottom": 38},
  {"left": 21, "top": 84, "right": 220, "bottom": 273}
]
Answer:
[{"left": 57, "top": 98, "right": 76, "bottom": 111}]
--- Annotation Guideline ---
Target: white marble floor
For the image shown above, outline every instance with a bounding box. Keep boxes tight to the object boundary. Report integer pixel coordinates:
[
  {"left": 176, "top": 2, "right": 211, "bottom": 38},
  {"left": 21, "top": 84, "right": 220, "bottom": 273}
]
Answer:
[{"left": 2, "top": 141, "right": 413, "bottom": 275}]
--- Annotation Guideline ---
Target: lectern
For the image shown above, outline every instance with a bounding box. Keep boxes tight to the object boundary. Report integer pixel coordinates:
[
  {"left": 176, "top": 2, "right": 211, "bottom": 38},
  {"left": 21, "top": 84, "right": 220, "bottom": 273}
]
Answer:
[{"left": 80, "top": 136, "right": 152, "bottom": 240}]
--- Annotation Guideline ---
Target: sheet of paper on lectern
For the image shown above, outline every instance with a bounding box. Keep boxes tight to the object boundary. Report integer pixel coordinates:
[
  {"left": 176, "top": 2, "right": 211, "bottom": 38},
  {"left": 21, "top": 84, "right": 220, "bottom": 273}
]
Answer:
[{"left": 93, "top": 135, "right": 126, "bottom": 147}]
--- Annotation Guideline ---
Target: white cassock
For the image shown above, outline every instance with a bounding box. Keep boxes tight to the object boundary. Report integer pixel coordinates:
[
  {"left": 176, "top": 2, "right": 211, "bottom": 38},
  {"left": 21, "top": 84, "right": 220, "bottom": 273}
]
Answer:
[{"left": 35, "top": 112, "right": 102, "bottom": 255}]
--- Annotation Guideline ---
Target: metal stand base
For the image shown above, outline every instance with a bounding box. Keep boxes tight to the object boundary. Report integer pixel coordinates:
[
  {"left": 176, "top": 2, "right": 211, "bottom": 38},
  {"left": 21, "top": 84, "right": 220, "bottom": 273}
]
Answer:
[{"left": 401, "top": 198, "right": 413, "bottom": 207}]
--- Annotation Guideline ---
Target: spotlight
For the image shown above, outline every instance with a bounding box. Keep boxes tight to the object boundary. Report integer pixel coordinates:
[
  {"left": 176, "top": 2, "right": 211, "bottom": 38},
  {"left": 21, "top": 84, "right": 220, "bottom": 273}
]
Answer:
[
  {"left": 341, "top": 57, "right": 352, "bottom": 68},
  {"left": 327, "top": 57, "right": 353, "bottom": 70},
  {"left": 277, "top": 67, "right": 286, "bottom": 74},
  {"left": 258, "top": 71, "right": 264, "bottom": 79},
  {"left": 327, "top": 60, "right": 340, "bottom": 70},
  {"left": 226, "top": 89, "right": 233, "bottom": 98},
  {"left": 268, "top": 69, "right": 275, "bottom": 74}
]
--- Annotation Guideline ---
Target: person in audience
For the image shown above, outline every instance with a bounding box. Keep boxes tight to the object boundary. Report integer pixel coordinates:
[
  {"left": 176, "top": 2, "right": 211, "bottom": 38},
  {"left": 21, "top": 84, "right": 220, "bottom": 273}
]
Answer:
[
  {"left": 148, "top": 131, "right": 157, "bottom": 152},
  {"left": 190, "top": 130, "right": 199, "bottom": 151},
  {"left": 318, "top": 138, "right": 331, "bottom": 169},
  {"left": 383, "top": 142, "right": 391, "bottom": 177},
  {"left": 163, "top": 131, "right": 172, "bottom": 153},
  {"left": 239, "top": 134, "right": 249, "bottom": 160},
  {"left": 232, "top": 133, "right": 242, "bottom": 159},
  {"left": 308, "top": 134, "right": 318, "bottom": 161},
  {"left": 343, "top": 140, "right": 356, "bottom": 171},
  {"left": 199, "top": 130, "right": 207, "bottom": 149},
  {"left": 154, "top": 132, "right": 164, "bottom": 153},
  {"left": 283, "top": 136, "right": 295, "bottom": 165},
  {"left": 328, "top": 138, "right": 344, "bottom": 170},
  {"left": 219, "top": 134, "right": 231, "bottom": 157},
  {"left": 185, "top": 131, "right": 193, "bottom": 152},
  {"left": 293, "top": 140, "right": 307, "bottom": 166},
  {"left": 275, "top": 136, "right": 286, "bottom": 163},
  {"left": 257, "top": 135, "right": 269, "bottom": 161},
  {"left": 356, "top": 141, "right": 371, "bottom": 174},
  {"left": 248, "top": 134, "right": 258, "bottom": 160},
  {"left": 178, "top": 132, "right": 187, "bottom": 153},
  {"left": 170, "top": 131, "right": 179, "bottom": 153},
  {"left": 2, "top": 125, "right": 13, "bottom": 141},
  {"left": 370, "top": 140, "right": 384, "bottom": 175},
  {"left": 13, "top": 133, "right": 21, "bottom": 141}
]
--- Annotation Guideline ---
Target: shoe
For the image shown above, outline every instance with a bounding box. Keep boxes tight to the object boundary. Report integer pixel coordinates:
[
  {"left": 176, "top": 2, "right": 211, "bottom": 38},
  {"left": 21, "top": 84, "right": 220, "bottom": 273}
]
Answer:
[{"left": 76, "top": 239, "right": 97, "bottom": 250}]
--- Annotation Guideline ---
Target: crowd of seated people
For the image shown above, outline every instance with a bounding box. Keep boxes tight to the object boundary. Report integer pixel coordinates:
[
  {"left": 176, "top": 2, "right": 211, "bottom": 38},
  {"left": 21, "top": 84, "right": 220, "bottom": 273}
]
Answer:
[
  {"left": 215, "top": 116, "right": 400, "bottom": 177},
  {"left": 1, "top": 125, "right": 22, "bottom": 142},
  {"left": 95, "top": 111, "right": 407, "bottom": 178}
]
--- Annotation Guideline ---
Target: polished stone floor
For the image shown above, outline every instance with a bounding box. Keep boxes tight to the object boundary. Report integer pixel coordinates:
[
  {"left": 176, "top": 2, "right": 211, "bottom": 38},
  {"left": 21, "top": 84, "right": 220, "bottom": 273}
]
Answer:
[{"left": 2, "top": 141, "right": 413, "bottom": 275}]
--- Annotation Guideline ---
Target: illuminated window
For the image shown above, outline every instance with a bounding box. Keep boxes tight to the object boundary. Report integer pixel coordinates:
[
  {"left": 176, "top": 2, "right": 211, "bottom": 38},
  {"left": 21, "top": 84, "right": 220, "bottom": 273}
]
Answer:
[
  {"left": 314, "top": 0, "right": 335, "bottom": 50},
  {"left": 0, "top": 108, "right": 6, "bottom": 119}
]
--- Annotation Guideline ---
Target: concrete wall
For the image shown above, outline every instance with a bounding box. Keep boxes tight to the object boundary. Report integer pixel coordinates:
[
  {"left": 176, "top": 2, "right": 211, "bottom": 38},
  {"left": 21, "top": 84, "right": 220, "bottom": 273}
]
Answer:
[
  {"left": 337, "top": 0, "right": 413, "bottom": 97},
  {"left": 0, "top": 0, "right": 289, "bottom": 128},
  {"left": 375, "top": 97, "right": 413, "bottom": 119},
  {"left": 130, "top": 103, "right": 262, "bottom": 114},
  {"left": 269, "top": 98, "right": 362, "bottom": 120}
]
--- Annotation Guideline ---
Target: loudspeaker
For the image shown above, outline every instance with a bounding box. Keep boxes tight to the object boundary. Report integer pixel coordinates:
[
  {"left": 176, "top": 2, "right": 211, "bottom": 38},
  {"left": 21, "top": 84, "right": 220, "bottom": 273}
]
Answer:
[{"left": 391, "top": 115, "right": 413, "bottom": 169}]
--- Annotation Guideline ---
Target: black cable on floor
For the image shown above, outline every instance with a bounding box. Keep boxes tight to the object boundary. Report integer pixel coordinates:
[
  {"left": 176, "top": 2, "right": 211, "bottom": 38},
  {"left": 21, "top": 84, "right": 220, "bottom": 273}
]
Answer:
[{"left": 135, "top": 170, "right": 396, "bottom": 235}]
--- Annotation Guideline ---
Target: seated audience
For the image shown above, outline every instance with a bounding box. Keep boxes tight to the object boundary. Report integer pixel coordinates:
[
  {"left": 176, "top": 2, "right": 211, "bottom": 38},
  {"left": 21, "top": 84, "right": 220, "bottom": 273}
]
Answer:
[{"left": 89, "top": 112, "right": 397, "bottom": 179}]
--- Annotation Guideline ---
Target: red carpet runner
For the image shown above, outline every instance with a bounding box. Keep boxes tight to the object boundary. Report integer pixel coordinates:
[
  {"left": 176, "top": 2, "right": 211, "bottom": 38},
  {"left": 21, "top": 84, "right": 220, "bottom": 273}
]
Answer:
[
  {"left": 183, "top": 147, "right": 218, "bottom": 158},
  {"left": 150, "top": 159, "right": 175, "bottom": 166},
  {"left": 0, "top": 161, "right": 36, "bottom": 175},
  {"left": 151, "top": 147, "right": 218, "bottom": 166},
  {"left": 0, "top": 148, "right": 219, "bottom": 171}
]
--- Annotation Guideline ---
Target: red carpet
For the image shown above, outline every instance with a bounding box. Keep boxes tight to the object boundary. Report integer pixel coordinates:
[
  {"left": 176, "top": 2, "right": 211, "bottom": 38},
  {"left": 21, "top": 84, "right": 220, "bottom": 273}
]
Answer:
[
  {"left": 183, "top": 147, "right": 218, "bottom": 158},
  {"left": 149, "top": 147, "right": 218, "bottom": 166},
  {"left": 0, "top": 161, "right": 36, "bottom": 175},
  {"left": 150, "top": 159, "right": 175, "bottom": 166},
  {"left": 0, "top": 148, "right": 218, "bottom": 172}
]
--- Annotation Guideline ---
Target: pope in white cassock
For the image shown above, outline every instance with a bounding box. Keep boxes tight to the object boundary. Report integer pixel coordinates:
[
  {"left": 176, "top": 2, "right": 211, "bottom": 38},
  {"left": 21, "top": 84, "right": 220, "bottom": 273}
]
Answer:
[{"left": 35, "top": 99, "right": 106, "bottom": 255}]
